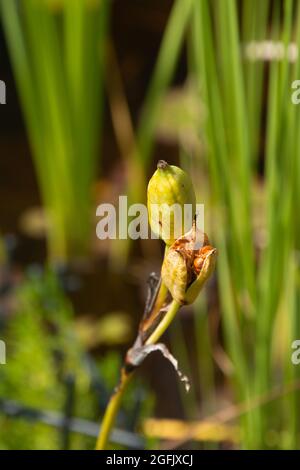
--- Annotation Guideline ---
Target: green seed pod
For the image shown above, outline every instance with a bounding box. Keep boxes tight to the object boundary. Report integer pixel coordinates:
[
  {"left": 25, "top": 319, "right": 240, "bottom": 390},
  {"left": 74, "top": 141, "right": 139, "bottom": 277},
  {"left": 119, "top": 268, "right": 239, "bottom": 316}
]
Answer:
[{"left": 147, "top": 160, "right": 196, "bottom": 245}]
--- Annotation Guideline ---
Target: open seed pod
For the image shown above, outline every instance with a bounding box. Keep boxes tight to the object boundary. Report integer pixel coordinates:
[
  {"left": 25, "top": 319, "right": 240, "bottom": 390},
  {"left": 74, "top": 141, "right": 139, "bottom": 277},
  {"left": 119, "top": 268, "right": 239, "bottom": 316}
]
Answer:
[{"left": 161, "top": 222, "right": 217, "bottom": 304}]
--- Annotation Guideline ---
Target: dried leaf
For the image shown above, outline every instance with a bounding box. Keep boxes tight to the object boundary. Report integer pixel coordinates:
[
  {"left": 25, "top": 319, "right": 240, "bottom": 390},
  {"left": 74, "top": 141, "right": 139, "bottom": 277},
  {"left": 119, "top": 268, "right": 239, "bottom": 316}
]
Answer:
[
  {"left": 126, "top": 343, "right": 190, "bottom": 392},
  {"left": 136, "top": 272, "right": 171, "bottom": 344},
  {"left": 143, "top": 273, "right": 161, "bottom": 319}
]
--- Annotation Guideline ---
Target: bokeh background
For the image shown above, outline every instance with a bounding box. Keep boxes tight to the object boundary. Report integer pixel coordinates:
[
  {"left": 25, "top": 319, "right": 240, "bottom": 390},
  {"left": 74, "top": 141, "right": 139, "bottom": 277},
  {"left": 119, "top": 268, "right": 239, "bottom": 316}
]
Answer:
[{"left": 0, "top": 0, "right": 300, "bottom": 450}]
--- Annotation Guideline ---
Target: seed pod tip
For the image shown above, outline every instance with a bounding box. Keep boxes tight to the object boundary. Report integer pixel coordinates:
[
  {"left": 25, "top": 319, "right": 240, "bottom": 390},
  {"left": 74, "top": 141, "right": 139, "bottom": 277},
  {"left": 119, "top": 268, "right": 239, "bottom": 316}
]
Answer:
[{"left": 157, "top": 160, "right": 169, "bottom": 170}]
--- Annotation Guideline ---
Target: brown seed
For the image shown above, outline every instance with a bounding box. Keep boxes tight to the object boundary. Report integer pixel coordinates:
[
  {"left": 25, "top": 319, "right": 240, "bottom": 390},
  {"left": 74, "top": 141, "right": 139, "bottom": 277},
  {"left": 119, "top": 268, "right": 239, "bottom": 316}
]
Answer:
[{"left": 193, "top": 245, "right": 215, "bottom": 275}]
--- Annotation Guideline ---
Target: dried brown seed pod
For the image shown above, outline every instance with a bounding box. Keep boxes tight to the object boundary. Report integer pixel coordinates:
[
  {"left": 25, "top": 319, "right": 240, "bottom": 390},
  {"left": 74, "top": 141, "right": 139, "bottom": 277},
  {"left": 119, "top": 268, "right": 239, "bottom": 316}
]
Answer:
[
  {"left": 161, "top": 249, "right": 190, "bottom": 304},
  {"left": 161, "top": 222, "right": 217, "bottom": 304}
]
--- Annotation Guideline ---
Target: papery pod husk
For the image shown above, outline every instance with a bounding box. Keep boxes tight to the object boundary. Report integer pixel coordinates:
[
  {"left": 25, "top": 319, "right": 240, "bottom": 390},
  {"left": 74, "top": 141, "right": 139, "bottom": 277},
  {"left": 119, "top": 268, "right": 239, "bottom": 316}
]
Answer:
[
  {"left": 185, "top": 246, "right": 217, "bottom": 304},
  {"left": 161, "top": 222, "right": 217, "bottom": 305},
  {"left": 161, "top": 249, "right": 189, "bottom": 304},
  {"left": 147, "top": 160, "right": 196, "bottom": 245}
]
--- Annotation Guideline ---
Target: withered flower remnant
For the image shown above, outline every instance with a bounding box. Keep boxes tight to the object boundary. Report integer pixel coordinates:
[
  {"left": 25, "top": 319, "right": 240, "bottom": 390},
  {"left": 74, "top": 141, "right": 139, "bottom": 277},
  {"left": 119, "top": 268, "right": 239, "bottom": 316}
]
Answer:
[{"left": 161, "top": 222, "right": 217, "bottom": 304}]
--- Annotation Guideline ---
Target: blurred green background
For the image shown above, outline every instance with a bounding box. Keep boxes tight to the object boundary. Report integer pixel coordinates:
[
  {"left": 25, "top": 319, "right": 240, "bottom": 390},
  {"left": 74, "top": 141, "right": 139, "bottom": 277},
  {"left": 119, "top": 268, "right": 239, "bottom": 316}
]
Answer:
[{"left": 0, "top": 0, "right": 300, "bottom": 450}]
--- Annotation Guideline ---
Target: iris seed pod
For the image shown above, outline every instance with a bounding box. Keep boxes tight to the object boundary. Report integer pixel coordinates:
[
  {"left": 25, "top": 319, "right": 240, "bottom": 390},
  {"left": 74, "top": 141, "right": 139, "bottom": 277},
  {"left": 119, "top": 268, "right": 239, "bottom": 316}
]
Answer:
[
  {"left": 147, "top": 160, "right": 196, "bottom": 245},
  {"left": 161, "top": 222, "right": 217, "bottom": 305},
  {"left": 184, "top": 245, "right": 217, "bottom": 304},
  {"left": 161, "top": 249, "right": 189, "bottom": 304}
]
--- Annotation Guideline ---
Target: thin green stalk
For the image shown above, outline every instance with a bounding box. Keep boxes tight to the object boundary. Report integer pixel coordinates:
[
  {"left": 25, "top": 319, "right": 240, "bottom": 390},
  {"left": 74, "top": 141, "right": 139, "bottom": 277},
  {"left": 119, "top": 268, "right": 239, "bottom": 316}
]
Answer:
[
  {"left": 242, "top": 0, "right": 270, "bottom": 166},
  {"left": 96, "top": 299, "right": 180, "bottom": 450},
  {"left": 106, "top": 0, "right": 194, "bottom": 267},
  {"left": 191, "top": 0, "right": 250, "bottom": 383},
  {"left": 189, "top": 0, "right": 300, "bottom": 450},
  {"left": 1, "top": 0, "right": 109, "bottom": 262},
  {"left": 191, "top": 0, "right": 260, "bottom": 447},
  {"left": 145, "top": 299, "right": 180, "bottom": 345},
  {"left": 215, "top": 0, "right": 256, "bottom": 306},
  {"left": 254, "top": 0, "right": 295, "bottom": 447},
  {"left": 288, "top": 7, "right": 300, "bottom": 445},
  {"left": 126, "top": 0, "right": 194, "bottom": 208},
  {"left": 137, "top": 0, "right": 194, "bottom": 168},
  {"left": 96, "top": 371, "right": 133, "bottom": 450}
]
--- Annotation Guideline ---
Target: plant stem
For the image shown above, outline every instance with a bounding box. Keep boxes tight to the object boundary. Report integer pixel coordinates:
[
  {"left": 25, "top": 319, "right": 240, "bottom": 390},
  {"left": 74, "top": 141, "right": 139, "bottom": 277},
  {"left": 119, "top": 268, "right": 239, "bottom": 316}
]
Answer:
[
  {"left": 145, "top": 299, "right": 180, "bottom": 345},
  {"left": 95, "top": 299, "right": 181, "bottom": 450},
  {"left": 95, "top": 371, "right": 133, "bottom": 450}
]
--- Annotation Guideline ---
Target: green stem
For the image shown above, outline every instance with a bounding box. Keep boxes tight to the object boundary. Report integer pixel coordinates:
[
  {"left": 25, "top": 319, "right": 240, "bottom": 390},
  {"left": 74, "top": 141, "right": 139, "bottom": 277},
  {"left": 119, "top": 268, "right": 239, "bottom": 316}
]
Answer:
[
  {"left": 95, "top": 371, "right": 133, "bottom": 450},
  {"left": 145, "top": 299, "right": 180, "bottom": 345},
  {"left": 95, "top": 299, "right": 181, "bottom": 450}
]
